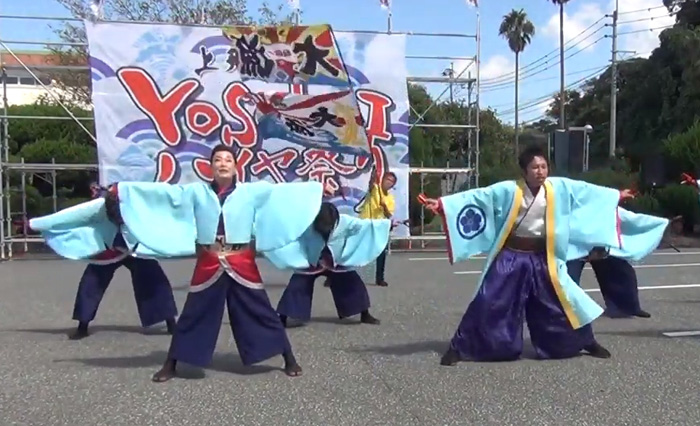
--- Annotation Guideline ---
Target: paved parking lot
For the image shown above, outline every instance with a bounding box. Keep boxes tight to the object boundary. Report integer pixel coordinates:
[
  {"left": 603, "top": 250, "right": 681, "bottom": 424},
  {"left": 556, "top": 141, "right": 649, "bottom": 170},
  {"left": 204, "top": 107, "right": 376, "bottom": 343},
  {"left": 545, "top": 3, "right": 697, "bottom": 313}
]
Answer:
[{"left": 2, "top": 249, "right": 700, "bottom": 425}]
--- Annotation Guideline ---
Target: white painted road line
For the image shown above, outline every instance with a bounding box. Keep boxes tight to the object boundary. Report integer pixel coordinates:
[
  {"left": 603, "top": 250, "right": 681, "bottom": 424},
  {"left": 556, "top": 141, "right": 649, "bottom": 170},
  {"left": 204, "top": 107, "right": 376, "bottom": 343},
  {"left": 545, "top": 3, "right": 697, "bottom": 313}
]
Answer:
[
  {"left": 663, "top": 331, "right": 700, "bottom": 338},
  {"left": 634, "top": 263, "right": 700, "bottom": 269},
  {"left": 410, "top": 251, "right": 700, "bottom": 261},
  {"left": 584, "top": 283, "right": 700, "bottom": 292},
  {"left": 453, "top": 262, "right": 700, "bottom": 275},
  {"left": 411, "top": 256, "right": 485, "bottom": 261}
]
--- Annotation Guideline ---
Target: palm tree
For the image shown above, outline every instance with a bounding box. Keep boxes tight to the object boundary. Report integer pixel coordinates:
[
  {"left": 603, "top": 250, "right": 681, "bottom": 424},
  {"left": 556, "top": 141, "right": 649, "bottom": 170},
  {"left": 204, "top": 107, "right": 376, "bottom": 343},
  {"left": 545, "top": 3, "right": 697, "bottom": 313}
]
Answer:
[
  {"left": 499, "top": 9, "right": 535, "bottom": 154},
  {"left": 550, "top": 0, "right": 571, "bottom": 129}
]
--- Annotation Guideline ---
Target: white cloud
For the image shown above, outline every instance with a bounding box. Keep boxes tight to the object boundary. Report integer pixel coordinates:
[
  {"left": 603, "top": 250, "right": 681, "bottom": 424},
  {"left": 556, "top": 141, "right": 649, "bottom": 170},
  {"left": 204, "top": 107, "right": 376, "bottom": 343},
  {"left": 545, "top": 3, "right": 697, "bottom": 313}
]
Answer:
[
  {"left": 542, "top": 2, "right": 606, "bottom": 52},
  {"left": 613, "top": 0, "right": 675, "bottom": 58},
  {"left": 453, "top": 54, "right": 514, "bottom": 81}
]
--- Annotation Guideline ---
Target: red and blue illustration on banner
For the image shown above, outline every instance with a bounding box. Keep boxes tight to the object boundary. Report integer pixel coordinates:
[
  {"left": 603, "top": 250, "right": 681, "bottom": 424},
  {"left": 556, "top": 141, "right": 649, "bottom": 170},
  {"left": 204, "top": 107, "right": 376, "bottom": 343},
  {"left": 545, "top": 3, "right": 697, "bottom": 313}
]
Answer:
[{"left": 85, "top": 21, "right": 410, "bottom": 234}]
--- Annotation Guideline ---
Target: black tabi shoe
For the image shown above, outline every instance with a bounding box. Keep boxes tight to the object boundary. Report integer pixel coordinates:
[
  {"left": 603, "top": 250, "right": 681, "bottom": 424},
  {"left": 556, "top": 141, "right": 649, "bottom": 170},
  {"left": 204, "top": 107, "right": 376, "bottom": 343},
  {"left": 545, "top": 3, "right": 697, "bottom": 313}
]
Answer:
[
  {"left": 68, "top": 322, "right": 89, "bottom": 340},
  {"left": 634, "top": 310, "right": 651, "bottom": 318},
  {"left": 376, "top": 281, "right": 388, "bottom": 287},
  {"left": 583, "top": 342, "right": 612, "bottom": 359},
  {"left": 360, "top": 310, "right": 381, "bottom": 325},
  {"left": 440, "top": 348, "right": 461, "bottom": 366}
]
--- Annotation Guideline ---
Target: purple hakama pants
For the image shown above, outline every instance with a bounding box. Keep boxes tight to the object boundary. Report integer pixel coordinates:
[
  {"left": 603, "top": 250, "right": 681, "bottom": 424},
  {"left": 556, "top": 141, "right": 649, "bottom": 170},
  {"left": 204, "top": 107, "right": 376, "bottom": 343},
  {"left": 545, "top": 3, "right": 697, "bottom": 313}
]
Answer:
[
  {"left": 72, "top": 257, "right": 178, "bottom": 327},
  {"left": 450, "top": 248, "right": 594, "bottom": 361},
  {"left": 168, "top": 274, "right": 291, "bottom": 367},
  {"left": 567, "top": 257, "right": 642, "bottom": 317},
  {"left": 276, "top": 270, "right": 371, "bottom": 321}
]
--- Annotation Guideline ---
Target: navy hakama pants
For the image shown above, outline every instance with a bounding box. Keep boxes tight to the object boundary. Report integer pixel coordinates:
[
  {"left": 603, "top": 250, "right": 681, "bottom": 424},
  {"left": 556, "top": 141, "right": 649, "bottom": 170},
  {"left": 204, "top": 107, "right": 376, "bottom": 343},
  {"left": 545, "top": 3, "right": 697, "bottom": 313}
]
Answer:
[
  {"left": 168, "top": 274, "right": 291, "bottom": 367},
  {"left": 567, "top": 256, "right": 642, "bottom": 317},
  {"left": 72, "top": 257, "right": 178, "bottom": 327},
  {"left": 276, "top": 270, "right": 371, "bottom": 321},
  {"left": 450, "top": 248, "right": 594, "bottom": 361}
]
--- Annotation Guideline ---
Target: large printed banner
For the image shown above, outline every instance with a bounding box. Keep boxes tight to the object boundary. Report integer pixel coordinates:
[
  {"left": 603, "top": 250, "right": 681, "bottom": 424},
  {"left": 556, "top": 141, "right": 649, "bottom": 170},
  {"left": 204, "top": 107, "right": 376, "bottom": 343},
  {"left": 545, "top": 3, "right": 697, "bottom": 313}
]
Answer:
[{"left": 85, "top": 21, "right": 410, "bottom": 236}]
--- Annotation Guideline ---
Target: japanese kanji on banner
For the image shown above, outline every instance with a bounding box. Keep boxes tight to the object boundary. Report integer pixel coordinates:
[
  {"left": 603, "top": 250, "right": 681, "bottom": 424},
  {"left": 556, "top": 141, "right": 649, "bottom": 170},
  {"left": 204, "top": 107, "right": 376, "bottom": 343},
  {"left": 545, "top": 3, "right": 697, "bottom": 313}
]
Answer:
[{"left": 85, "top": 21, "right": 410, "bottom": 236}]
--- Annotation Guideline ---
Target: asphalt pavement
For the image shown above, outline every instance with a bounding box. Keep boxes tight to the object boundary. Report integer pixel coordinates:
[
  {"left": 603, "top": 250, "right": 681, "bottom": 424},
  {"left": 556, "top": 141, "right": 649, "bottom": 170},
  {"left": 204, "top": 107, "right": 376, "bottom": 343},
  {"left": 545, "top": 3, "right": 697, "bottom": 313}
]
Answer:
[{"left": 2, "top": 249, "right": 700, "bottom": 426}]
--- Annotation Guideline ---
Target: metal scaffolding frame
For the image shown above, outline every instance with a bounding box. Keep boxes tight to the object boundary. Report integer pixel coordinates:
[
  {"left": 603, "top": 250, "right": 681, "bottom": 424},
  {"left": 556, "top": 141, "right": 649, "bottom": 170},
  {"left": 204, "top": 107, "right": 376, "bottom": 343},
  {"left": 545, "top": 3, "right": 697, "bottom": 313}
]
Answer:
[{"left": 0, "top": 6, "right": 481, "bottom": 259}]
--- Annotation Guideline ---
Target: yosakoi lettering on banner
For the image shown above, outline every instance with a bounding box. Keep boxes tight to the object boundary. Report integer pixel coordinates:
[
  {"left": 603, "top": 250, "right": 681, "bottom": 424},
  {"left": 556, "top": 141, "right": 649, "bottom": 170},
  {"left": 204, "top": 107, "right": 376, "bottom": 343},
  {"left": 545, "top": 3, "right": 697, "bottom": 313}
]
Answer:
[{"left": 85, "top": 21, "right": 410, "bottom": 236}]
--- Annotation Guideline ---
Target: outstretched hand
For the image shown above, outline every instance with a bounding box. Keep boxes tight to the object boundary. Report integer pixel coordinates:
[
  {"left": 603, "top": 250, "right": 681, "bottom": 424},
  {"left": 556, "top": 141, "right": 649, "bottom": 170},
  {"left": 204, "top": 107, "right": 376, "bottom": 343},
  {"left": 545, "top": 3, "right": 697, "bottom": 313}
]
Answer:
[
  {"left": 417, "top": 193, "right": 442, "bottom": 214},
  {"left": 619, "top": 188, "right": 636, "bottom": 200},
  {"left": 424, "top": 198, "right": 442, "bottom": 214},
  {"left": 89, "top": 183, "right": 101, "bottom": 198},
  {"left": 323, "top": 182, "right": 335, "bottom": 197},
  {"left": 681, "top": 172, "right": 697, "bottom": 188}
]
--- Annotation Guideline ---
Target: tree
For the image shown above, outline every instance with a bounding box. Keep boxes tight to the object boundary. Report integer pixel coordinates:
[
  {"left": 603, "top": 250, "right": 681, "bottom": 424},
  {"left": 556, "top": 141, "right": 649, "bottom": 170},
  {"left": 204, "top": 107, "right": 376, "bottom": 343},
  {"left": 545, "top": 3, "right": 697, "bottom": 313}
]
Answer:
[
  {"left": 664, "top": 0, "right": 700, "bottom": 27},
  {"left": 19, "top": 138, "right": 97, "bottom": 197},
  {"left": 477, "top": 109, "right": 518, "bottom": 185},
  {"left": 408, "top": 84, "right": 452, "bottom": 167},
  {"left": 549, "top": 0, "right": 571, "bottom": 129},
  {"left": 7, "top": 103, "right": 93, "bottom": 154},
  {"left": 49, "top": 0, "right": 295, "bottom": 107},
  {"left": 498, "top": 9, "right": 535, "bottom": 155},
  {"left": 545, "top": 89, "right": 581, "bottom": 127}
]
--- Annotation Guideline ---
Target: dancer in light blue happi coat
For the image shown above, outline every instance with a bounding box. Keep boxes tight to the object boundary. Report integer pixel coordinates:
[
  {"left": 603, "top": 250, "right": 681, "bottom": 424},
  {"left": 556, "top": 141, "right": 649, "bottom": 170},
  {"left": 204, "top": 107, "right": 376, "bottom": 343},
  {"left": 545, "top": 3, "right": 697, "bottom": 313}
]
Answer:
[
  {"left": 567, "top": 207, "right": 669, "bottom": 318},
  {"left": 274, "top": 204, "right": 390, "bottom": 326},
  {"left": 111, "top": 145, "right": 333, "bottom": 381},
  {"left": 422, "top": 145, "right": 666, "bottom": 365},
  {"left": 28, "top": 183, "right": 177, "bottom": 340}
]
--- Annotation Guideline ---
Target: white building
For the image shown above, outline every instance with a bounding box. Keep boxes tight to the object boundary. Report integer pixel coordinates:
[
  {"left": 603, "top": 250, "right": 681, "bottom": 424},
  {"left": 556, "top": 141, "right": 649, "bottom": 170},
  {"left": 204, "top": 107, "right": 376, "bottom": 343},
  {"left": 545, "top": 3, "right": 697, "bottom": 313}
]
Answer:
[{"left": 0, "top": 50, "right": 87, "bottom": 108}]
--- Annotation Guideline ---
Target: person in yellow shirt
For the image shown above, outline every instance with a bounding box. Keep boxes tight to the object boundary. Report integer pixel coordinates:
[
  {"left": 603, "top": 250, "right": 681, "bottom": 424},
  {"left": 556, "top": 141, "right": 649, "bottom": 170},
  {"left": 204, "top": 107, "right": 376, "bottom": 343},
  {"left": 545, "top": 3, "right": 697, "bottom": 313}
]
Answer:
[{"left": 359, "top": 171, "right": 396, "bottom": 287}]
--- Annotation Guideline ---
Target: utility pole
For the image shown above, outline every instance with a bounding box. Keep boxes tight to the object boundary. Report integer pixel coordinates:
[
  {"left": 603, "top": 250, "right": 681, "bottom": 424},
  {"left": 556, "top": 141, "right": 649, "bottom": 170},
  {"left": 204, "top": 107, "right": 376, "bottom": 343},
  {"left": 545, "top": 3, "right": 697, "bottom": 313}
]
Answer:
[
  {"left": 559, "top": 3, "right": 565, "bottom": 129},
  {"left": 449, "top": 62, "right": 454, "bottom": 103},
  {"left": 609, "top": 0, "right": 618, "bottom": 158},
  {"left": 467, "top": 71, "right": 473, "bottom": 166}
]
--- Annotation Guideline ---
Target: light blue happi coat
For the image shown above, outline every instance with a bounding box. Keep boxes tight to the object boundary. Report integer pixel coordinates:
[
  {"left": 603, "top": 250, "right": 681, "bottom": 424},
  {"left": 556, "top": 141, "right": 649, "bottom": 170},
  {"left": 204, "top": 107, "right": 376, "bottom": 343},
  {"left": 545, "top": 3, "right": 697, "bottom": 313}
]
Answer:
[
  {"left": 28, "top": 198, "right": 136, "bottom": 260},
  {"left": 115, "top": 180, "right": 325, "bottom": 259},
  {"left": 261, "top": 214, "right": 391, "bottom": 270},
  {"left": 29, "top": 180, "right": 325, "bottom": 262},
  {"left": 439, "top": 177, "right": 663, "bottom": 329},
  {"left": 567, "top": 207, "right": 669, "bottom": 261}
]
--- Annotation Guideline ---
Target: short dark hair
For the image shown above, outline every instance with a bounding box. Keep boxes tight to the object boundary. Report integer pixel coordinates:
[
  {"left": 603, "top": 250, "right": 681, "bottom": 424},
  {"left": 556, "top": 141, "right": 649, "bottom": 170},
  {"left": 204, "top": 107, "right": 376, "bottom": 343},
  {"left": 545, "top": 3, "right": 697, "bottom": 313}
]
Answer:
[
  {"left": 209, "top": 144, "right": 236, "bottom": 162},
  {"left": 383, "top": 171, "right": 397, "bottom": 181},
  {"left": 103, "top": 190, "right": 124, "bottom": 225},
  {"left": 313, "top": 202, "right": 340, "bottom": 242},
  {"left": 518, "top": 145, "right": 549, "bottom": 170}
]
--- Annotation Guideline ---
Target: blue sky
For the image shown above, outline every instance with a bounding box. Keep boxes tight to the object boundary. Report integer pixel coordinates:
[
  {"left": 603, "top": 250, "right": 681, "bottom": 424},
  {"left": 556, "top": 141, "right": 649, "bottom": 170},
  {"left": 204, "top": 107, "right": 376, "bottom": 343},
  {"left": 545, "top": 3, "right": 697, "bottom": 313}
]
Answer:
[{"left": 0, "top": 0, "right": 674, "bottom": 125}]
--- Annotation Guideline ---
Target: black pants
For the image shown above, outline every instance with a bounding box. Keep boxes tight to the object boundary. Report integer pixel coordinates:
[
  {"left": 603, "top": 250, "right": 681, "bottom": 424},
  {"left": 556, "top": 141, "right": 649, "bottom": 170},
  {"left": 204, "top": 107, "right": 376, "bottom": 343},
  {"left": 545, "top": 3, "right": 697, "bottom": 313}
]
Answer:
[{"left": 375, "top": 244, "right": 388, "bottom": 283}]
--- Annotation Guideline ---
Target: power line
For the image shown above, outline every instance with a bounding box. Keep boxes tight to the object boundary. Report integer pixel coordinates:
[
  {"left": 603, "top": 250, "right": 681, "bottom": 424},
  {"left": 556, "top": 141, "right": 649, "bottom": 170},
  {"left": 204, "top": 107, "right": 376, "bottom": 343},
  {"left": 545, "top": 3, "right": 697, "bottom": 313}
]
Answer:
[
  {"left": 494, "top": 67, "right": 607, "bottom": 116},
  {"left": 617, "top": 11, "right": 677, "bottom": 25},
  {"left": 449, "top": 30, "right": 606, "bottom": 99},
  {"left": 520, "top": 113, "right": 550, "bottom": 126},
  {"left": 480, "top": 16, "right": 607, "bottom": 84},
  {"left": 484, "top": 23, "right": 606, "bottom": 86},
  {"left": 481, "top": 65, "right": 610, "bottom": 93},
  {"left": 618, "top": 5, "right": 666, "bottom": 15},
  {"left": 617, "top": 24, "right": 674, "bottom": 36},
  {"left": 482, "top": 34, "right": 607, "bottom": 92},
  {"left": 481, "top": 26, "right": 608, "bottom": 89},
  {"left": 480, "top": 8, "right": 672, "bottom": 88}
]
